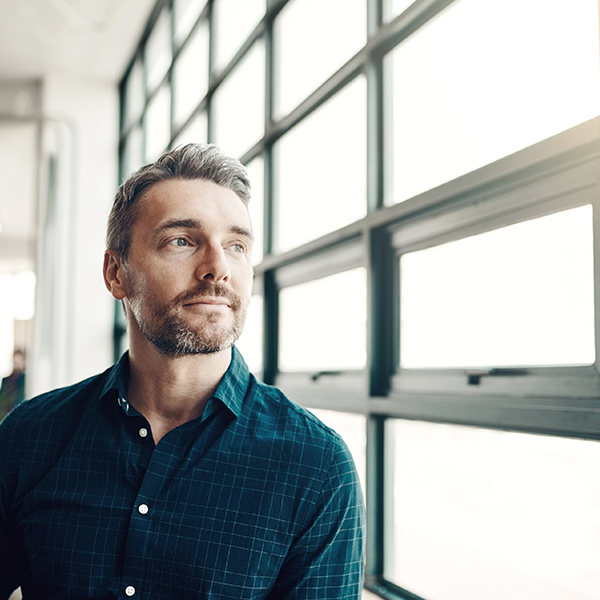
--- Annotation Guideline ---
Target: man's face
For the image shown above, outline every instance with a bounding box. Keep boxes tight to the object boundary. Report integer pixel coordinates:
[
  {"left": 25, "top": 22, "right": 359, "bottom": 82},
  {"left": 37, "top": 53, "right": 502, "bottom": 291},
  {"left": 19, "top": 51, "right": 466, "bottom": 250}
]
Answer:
[{"left": 121, "top": 178, "right": 254, "bottom": 356}]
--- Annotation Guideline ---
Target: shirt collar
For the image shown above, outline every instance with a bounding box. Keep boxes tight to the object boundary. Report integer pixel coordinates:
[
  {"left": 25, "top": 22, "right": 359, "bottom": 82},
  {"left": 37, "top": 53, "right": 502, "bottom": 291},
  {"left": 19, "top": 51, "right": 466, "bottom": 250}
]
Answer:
[
  {"left": 98, "top": 346, "right": 250, "bottom": 420},
  {"left": 99, "top": 351, "right": 130, "bottom": 405},
  {"left": 208, "top": 345, "right": 249, "bottom": 419}
]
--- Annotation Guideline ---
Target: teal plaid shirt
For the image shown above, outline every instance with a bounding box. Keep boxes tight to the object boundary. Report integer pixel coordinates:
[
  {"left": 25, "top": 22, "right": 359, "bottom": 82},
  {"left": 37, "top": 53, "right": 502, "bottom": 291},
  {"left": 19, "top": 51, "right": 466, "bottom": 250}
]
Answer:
[{"left": 0, "top": 347, "right": 365, "bottom": 599}]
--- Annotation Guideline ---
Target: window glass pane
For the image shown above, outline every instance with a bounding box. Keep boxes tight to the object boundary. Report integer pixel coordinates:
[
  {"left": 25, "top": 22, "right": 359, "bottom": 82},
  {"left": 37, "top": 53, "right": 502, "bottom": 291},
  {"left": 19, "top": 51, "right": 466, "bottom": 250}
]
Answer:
[
  {"left": 124, "top": 58, "right": 144, "bottom": 129},
  {"left": 400, "top": 205, "right": 595, "bottom": 368},
  {"left": 145, "top": 84, "right": 171, "bottom": 161},
  {"left": 383, "top": 0, "right": 416, "bottom": 22},
  {"left": 171, "top": 111, "right": 208, "bottom": 148},
  {"left": 122, "top": 126, "right": 143, "bottom": 177},
  {"left": 385, "top": 0, "right": 600, "bottom": 204},
  {"left": 236, "top": 294, "right": 263, "bottom": 375},
  {"left": 213, "top": 0, "right": 265, "bottom": 72},
  {"left": 309, "top": 409, "right": 366, "bottom": 498},
  {"left": 174, "top": 23, "right": 208, "bottom": 125},
  {"left": 173, "top": 21, "right": 209, "bottom": 128},
  {"left": 279, "top": 268, "right": 367, "bottom": 371},
  {"left": 384, "top": 419, "right": 600, "bottom": 600},
  {"left": 174, "top": 0, "right": 205, "bottom": 46},
  {"left": 274, "top": 77, "right": 367, "bottom": 253},
  {"left": 245, "top": 156, "right": 264, "bottom": 265},
  {"left": 212, "top": 40, "right": 265, "bottom": 159},
  {"left": 274, "top": 0, "right": 366, "bottom": 118},
  {"left": 145, "top": 7, "right": 172, "bottom": 94}
]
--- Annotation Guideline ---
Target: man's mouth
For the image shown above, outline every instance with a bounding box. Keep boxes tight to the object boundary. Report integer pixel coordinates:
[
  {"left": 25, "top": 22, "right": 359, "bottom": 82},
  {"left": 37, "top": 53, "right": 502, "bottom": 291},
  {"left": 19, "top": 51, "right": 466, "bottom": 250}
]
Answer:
[
  {"left": 183, "top": 297, "right": 230, "bottom": 307},
  {"left": 175, "top": 282, "right": 241, "bottom": 311}
]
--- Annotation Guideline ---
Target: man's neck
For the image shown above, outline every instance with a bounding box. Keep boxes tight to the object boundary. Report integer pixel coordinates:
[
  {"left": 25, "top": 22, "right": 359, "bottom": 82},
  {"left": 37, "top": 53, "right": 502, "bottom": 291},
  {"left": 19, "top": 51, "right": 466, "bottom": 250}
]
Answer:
[{"left": 126, "top": 340, "right": 232, "bottom": 444}]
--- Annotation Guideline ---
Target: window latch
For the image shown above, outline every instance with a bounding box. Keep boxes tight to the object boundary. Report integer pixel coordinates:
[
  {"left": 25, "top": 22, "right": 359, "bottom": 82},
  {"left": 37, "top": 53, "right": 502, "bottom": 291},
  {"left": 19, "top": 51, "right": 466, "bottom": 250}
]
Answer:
[
  {"left": 310, "top": 370, "right": 342, "bottom": 382},
  {"left": 465, "top": 368, "right": 528, "bottom": 385}
]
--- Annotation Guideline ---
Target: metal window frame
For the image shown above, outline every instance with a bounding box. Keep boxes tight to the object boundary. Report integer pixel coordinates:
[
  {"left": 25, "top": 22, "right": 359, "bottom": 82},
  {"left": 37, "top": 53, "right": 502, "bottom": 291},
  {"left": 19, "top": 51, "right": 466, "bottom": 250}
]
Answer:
[{"left": 117, "top": 1, "right": 600, "bottom": 599}]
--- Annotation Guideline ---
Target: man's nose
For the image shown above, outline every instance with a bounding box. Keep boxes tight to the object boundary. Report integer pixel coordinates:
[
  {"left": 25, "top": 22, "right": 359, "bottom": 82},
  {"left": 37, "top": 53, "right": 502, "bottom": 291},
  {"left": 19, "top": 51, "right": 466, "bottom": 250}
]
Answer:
[{"left": 195, "top": 243, "right": 230, "bottom": 282}]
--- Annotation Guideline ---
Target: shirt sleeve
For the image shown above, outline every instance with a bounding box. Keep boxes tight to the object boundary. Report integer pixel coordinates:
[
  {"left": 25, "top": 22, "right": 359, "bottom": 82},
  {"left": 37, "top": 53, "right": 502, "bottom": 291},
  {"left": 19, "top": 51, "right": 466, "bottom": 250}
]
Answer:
[
  {"left": 267, "top": 437, "right": 366, "bottom": 600},
  {"left": 0, "top": 415, "right": 24, "bottom": 599}
]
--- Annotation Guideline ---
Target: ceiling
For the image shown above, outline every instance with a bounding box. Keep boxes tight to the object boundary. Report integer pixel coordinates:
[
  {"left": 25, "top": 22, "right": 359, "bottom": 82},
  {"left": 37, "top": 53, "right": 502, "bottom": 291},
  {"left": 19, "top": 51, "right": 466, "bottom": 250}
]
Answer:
[{"left": 0, "top": 0, "right": 156, "bottom": 82}]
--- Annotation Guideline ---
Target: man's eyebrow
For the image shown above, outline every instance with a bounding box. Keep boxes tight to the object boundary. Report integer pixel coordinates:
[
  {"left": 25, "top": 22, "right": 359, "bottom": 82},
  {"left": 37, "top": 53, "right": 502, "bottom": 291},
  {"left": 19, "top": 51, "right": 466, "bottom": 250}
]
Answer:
[
  {"left": 156, "top": 218, "right": 254, "bottom": 241},
  {"left": 229, "top": 225, "right": 254, "bottom": 241},
  {"left": 156, "top": 218, "right": 202, "bottom": 232}
]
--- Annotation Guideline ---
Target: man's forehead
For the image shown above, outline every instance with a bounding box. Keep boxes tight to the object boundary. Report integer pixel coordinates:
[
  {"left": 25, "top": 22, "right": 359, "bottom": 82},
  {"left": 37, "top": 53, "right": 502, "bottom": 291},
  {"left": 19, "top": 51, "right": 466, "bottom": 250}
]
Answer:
[{"left": 137, "top": 179, "right": 252, "bottom": 232}]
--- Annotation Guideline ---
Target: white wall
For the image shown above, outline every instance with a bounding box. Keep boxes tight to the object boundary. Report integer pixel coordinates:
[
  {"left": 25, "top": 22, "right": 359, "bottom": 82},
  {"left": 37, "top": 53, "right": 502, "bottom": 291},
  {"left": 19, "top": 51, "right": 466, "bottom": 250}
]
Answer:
[{"left": 28, "top": 74, "right": 117, "bottom": 396}]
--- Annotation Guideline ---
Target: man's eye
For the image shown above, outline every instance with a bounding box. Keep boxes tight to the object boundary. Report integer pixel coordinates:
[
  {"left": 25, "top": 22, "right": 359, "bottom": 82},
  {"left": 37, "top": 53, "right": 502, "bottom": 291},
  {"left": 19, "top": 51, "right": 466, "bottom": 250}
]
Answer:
[
  {"left": 231, "top": 243, "right": 246, "bottom": 253},
  {"left": 171, "top": 238, "right": 188, "bottom": 247}
]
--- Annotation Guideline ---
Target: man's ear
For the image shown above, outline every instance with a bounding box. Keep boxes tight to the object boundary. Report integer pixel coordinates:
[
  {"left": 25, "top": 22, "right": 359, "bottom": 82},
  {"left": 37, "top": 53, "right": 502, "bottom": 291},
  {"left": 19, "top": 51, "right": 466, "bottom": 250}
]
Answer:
[{"left": 103, "top": 250, "right": 128, "bottom": 300}]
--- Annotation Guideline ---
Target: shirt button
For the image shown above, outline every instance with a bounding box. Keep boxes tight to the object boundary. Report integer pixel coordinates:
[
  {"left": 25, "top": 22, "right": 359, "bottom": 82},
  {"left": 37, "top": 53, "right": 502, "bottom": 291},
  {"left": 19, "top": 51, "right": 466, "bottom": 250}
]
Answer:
[
  {"left": 125, "top": 586, "right": 136, "bottom": 596},
  {"left": 138, "top": 504, "right": 149, "bottom": 515},
  {"left": 139, "top": 428, "right": 148, "bottom": 438}
]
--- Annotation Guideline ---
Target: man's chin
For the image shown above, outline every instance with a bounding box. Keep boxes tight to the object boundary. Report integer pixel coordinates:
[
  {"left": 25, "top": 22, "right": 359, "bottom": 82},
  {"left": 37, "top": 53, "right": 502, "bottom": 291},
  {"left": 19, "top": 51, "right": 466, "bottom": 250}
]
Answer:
[{"left": 152, "top": 324, "right": 240, "bottom": 357}]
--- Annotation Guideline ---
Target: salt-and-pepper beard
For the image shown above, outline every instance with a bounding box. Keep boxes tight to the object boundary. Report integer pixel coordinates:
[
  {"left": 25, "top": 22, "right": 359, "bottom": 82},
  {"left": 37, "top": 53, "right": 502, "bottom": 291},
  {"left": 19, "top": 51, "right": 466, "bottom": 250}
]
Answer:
[{"left": 127, "top": 279, "right": 248, "bottom": 357}]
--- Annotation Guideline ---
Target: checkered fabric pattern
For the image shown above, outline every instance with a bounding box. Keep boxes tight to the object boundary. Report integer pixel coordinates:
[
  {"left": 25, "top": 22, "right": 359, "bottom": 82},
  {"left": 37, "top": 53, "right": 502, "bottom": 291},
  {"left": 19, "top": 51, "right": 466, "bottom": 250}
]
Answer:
[{"left": 0, "top": 347, "right": 365, "bottom": 599}]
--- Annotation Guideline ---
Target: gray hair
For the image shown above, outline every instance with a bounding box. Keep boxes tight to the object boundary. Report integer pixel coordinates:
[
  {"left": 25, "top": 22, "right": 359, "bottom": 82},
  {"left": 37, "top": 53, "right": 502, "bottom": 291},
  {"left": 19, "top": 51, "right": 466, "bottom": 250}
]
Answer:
[{"left": 106, "top": 143, "right": 251, "bottom": 260}]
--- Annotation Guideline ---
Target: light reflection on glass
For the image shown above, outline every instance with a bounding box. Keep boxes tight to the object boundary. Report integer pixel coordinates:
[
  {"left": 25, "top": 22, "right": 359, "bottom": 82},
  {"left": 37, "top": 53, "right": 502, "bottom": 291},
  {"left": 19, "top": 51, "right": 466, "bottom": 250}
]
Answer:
[
  {"left": 145, "top": 7, "right": 172, "bottom": 94},
  {"left": 145, "top": 84, "right": 171, "bottom": 161},
  {"left": 212, "top": 40, "right": 265, "bottom": 159},
  {"left": 174, "top": 0, "right": 206, "bottom": 46},
  {"left": 124, "top": 59, "right": 144, "bottom": 129},
  {"left": 123, "top": 126, "right": 143, "bottom": 177},
  {"left": 279, "top": 268, "right": 367, "bottom": 372},
  {"left": 385, "top": 419, "right": 600, "bottom": 600},
  {"left": 213, "top": 0, "right": 265, "bottom": 72},
  {"left": 400, "top": 205, "right": 595, "bottom": 368},
  {"left": 173, "top": 21, "right": 209, "bottom": 128},
  {"left": 274, "top": 77, "right": 367, "bottom": 252},
  {"left": 274, "top": 0, "right": 366, "bottom": 118},
  {"left": 385, "top": 0, "right": 600, "bottom": 204},
  {"left": 171, "top": 112, "right": 208, "bottom": 149}
]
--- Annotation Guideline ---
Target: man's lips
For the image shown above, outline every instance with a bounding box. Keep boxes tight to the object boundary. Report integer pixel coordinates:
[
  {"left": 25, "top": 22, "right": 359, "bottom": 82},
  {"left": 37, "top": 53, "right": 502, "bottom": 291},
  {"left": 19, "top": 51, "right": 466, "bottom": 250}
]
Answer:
[
  {"left": 174, "top": 282, "right": 241, "bottom": 311},
  {"left": 182, "top": 297, "right": 230, "bottom": 307}
]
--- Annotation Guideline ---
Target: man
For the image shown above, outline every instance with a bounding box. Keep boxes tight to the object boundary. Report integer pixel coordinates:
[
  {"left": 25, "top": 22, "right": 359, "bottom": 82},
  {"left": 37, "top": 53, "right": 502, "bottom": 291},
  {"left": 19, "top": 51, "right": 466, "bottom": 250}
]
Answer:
[{"left": 0, "top": 144, "right": 365, "bottom": 599}]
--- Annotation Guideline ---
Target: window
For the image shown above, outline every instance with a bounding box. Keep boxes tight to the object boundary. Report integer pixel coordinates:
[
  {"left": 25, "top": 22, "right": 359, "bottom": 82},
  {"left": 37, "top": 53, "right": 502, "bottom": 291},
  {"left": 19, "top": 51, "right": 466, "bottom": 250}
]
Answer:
[
  {"left": 279, "top": 268, "right": 367, "bottom": 372},
  {"left": 144, "top": 83, "right": 171, "bottom": 161},
  {"left": 123, "top": 58, "right": 144, "bottom": 130},
  {"left": 384, "top": 0, "right": 600, "bottom": 204},
  {"left": 119, "top": 1, "right": 600, "bottom": 599},
  {"left": 274, "top": 76, "right": 367, "bottom": 252},
  {"left": 144, "top": 7, "right": 172, "bottom": 94},
  {"left": 212, "top": 40, "right": 265, "bottom": 159},
  {"left": 385, "top": 419, "right": 600, "bottom": 600},
  {"left": 174, "top": 0, "right": 205, "bottom": 46},
  {"left": 274, "top": 0, "right": 366, "bottom": 117},
  {"left": 245, "top": 155, "right": 265, "bottom": 265},
  {"left": 173, "top": 21, "right": 209, "bottom": 129},
  {"left": 235, "top": 293, "right": 263, "bottom": 375},
  {"left": 212, "top": 0, "right": 265, "bottom": 73},
  {"left": 400, "top": 205, "right": 595, "bottom": 369}
]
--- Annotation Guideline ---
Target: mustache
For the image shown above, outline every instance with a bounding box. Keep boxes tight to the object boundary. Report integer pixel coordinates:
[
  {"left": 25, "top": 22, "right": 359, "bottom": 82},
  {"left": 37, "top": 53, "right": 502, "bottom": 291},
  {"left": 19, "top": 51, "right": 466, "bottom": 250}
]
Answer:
[{"left": 173, "top": 281, "right": 242, "bottom": 310}]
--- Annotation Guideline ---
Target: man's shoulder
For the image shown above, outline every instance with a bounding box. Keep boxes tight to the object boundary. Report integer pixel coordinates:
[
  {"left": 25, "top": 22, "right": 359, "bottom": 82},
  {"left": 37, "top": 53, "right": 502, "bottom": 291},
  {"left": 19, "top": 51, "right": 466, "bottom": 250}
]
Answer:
[
  {"left": 0, "top": 366, "right": 112, "bottom": 436},
  {"left": 242, "top": 377, "right": 363, "bottom": 505},
  {"left": 244, "top": 376, "right": 348, "bottom": 455}
]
